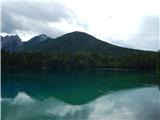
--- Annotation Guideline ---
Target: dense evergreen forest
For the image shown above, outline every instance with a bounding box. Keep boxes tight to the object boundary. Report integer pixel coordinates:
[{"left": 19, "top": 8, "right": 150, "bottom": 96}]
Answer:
[
  {"left": 2, "top": 32, "right": 159, "bottom": 72},
  {"left": 1, "top": 50, "right": 159, "bottom": 70}
]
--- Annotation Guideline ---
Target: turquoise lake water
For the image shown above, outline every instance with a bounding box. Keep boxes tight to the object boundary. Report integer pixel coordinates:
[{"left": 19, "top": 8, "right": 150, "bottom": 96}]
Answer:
[{"left": 1, "top": 69, "right": 160, "bottom": 120}]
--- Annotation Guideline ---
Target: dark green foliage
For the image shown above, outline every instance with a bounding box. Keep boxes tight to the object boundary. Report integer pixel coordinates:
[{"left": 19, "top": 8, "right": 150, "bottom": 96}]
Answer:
[
  {"left": 2, "top": 32, "right": 158, "bottom": 70},
  {"left": 1, "top": 50, "right": 157, "bottom": 70},
  {"left": 156, "top": 51, "right": 160, "bottom": 75},
  {"left": 18, "top": 31, "right": 152, "bottom": 57}
]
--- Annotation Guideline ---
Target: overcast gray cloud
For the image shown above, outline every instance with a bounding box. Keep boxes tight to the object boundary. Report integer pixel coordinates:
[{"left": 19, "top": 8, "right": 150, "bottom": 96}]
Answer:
[
  {"left": 130, "top": 16, "right": 159, "bottom": 51},
  {"left": 108, "top": 16, "right": 159, "bottom": 51},
  {"left": 0, "top": 0, "right": 159, "bottom": 51},
  {"left": 1, "top": 2, "right": 86, "bottom": 40}
]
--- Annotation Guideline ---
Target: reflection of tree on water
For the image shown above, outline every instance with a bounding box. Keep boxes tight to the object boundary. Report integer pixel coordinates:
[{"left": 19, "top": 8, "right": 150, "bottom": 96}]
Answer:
[{"left": 1, "top": 69, "right": 158, "bottom": 104}]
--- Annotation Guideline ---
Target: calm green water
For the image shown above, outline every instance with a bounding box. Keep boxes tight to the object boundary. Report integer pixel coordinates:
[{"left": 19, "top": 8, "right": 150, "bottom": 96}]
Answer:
[{"left": 1, "top": 69, "right": 160, "bottom": 120}]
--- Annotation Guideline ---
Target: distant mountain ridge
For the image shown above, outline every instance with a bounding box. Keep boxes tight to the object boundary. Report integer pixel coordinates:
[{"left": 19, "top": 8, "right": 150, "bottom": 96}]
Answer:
[
  {"left": 18, "top": 34, "right": 48, "bottom": 51},
  {"left": 1, "top": 35, "right": 22, "bottom": 51},
  {"left": 1, "top": 31, "right": 156, "bottom": 56},
  {"left": 1, "top": 31, "right": 158, "bottom": 70}
]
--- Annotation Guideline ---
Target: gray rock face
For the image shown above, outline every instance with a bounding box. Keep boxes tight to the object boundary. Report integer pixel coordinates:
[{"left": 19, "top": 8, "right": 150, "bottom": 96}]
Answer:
[{"left": 1, "top": 35, "right": 22, "bottom": 51}]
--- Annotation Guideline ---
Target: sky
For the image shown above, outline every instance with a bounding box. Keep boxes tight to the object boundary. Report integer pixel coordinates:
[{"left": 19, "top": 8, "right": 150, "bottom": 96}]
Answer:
[{"left": 0, "top": 0, "right": 159, "bottom": 51}]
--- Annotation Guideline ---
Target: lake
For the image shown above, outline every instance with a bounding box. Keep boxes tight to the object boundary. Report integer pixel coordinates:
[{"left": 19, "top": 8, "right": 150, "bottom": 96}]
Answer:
[{"left": 1, "top": 69, "right": 160, "bottom": 120}]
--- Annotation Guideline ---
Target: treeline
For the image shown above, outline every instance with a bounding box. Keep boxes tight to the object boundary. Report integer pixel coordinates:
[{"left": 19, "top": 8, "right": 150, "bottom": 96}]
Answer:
[
  {"left": 1, "top": 50, "right": 159, "bottom": 70},
  {"left": 157, "top": 51, "right": 160, "bottom": 75}
]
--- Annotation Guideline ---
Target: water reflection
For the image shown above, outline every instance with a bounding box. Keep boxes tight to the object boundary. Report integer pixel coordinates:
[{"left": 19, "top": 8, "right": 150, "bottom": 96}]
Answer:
[
  {"left": 1, "top": 86, "right": 160, "bottom": 120},
  {"left": 2, "top": 69, "right": 159, "bottom": 104}
]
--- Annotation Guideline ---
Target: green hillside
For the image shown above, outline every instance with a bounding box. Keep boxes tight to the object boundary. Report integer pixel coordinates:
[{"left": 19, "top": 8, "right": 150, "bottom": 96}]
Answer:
[
  {"left": 2, "top": 31, "right": 158, "bottom": 70},
  {"left": 18, "top": 31, "right": 153, "bottom": 56}
]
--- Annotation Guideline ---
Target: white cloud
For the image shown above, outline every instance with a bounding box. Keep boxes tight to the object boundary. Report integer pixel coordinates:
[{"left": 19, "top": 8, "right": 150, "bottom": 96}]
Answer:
[
  {"left": 1, "top": 0, "right": 160, "bottom": 50},
  {"left": 107, "top": 16, "right": 159, "bottom": 51},
  {"left": 1, "top": 1, "right": 79, "bottom": 40},
  {"left": 63, "top": 0, "right": 160, "bottom": 51}
]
